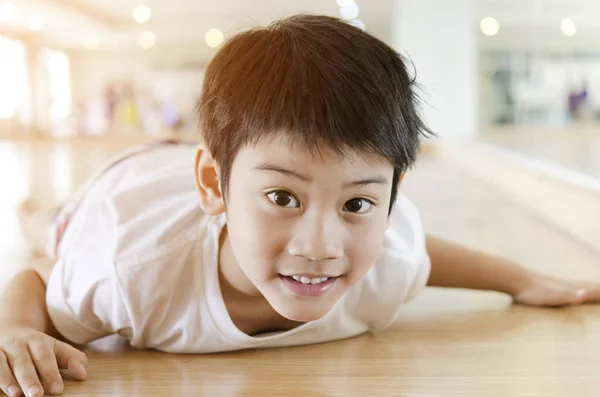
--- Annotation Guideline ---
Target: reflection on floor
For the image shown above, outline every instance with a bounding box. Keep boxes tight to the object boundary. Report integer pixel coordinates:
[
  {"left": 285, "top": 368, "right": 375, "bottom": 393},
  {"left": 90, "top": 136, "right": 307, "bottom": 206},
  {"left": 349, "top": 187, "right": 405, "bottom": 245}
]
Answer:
[{"left": 481, "top": 124, "right": 600, "bottom": 180}]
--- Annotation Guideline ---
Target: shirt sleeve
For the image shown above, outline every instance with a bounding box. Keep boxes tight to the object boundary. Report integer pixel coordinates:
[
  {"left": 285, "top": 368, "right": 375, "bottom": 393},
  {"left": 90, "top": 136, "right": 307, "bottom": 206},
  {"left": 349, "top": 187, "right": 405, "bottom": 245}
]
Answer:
[
  {"left": 46, "top": 200, "right": 129, "bottom": 345},
  {"left": 387, "top": 193, "right": 431, "bottom": 302}
]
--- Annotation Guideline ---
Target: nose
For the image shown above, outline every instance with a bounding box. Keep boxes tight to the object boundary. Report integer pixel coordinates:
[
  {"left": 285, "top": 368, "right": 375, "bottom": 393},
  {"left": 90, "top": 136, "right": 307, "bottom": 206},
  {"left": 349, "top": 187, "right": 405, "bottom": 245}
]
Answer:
[{"left": 287, "top": 211, "right": 344, "bottom": 261}]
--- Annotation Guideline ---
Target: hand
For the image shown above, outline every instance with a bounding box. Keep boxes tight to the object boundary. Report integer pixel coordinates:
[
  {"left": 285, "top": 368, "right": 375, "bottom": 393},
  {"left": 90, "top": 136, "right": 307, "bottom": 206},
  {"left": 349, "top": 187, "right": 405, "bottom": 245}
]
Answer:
[
  {"left": 0, "top": 326, "right": 87, "bottom": 397},
  {"left": 512, "top": 272, "right": 600, "bottom": 307}
]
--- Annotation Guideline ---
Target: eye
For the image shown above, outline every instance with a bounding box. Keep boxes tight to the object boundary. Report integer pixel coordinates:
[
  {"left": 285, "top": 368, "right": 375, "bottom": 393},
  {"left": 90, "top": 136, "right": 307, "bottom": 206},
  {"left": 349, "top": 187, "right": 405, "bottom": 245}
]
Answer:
[
  {"left": 343, "top": 198, "right": 374, "bottom": 213},
  {"left": 266, "top": 190, "right": 300, "bottom": 208}
]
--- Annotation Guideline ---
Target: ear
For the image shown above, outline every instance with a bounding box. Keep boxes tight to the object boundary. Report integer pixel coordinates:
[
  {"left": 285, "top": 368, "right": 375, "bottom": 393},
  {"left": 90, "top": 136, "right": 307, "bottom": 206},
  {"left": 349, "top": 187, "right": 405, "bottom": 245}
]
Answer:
[{"left": 195, "top": 145, "right": 225, "bottom": 215}]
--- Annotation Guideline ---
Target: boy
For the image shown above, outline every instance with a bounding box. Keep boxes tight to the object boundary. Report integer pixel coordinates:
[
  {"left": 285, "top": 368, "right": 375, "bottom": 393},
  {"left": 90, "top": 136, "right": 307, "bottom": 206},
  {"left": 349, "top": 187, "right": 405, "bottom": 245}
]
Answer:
[{"left": 1, "top": 15, "right": 599, "bottom": 397}]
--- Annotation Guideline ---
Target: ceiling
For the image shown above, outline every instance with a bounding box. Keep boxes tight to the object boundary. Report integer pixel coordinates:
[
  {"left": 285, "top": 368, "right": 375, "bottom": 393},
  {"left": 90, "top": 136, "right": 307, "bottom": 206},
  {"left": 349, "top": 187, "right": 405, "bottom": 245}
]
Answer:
[
  {"left": 0, "top": 0, "right": 394, "bottom": 49},
  {"left": 0, "top": 0, "right": 599, "bottom": 53},
  {"left": 476, "top": 0, "right": 600, "bottom": 52}
]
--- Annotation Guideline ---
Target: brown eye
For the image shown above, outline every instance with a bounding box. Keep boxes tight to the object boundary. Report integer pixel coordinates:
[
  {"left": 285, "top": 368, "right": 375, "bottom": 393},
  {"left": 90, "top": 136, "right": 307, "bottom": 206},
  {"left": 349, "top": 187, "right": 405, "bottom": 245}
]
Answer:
[
  {"left": 267, "top": 191, "right": 300, "bottom": 208},
  {"left": 343, "top": 198, "right": 373, "bottom": 213}
]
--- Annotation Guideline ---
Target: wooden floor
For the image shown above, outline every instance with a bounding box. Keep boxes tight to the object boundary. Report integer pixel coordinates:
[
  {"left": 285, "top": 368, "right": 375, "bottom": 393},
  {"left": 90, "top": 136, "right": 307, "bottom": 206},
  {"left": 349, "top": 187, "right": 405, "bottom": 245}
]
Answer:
[
  {"left": 1, "top": 137, "right": 600, "bottom": 396},
  {"left": 481, "top": 123, "right": 600, "bottom": 180}
]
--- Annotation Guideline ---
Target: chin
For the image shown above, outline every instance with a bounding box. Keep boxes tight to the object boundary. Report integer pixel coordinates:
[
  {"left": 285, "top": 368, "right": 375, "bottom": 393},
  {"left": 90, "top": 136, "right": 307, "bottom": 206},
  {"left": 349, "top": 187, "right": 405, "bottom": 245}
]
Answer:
[{"left": 274, "top": 302, "right": 333, "bottom": 322}]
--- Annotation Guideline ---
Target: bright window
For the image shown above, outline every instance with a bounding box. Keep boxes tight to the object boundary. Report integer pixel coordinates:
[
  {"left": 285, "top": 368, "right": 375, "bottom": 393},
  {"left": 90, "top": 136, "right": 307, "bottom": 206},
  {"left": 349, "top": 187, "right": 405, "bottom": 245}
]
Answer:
[
  {"left": 0, "top": 35, "right": 29, "bottom": 120},
  {"left": 40, "top": 48, "right": 71, "bottom": 122}
]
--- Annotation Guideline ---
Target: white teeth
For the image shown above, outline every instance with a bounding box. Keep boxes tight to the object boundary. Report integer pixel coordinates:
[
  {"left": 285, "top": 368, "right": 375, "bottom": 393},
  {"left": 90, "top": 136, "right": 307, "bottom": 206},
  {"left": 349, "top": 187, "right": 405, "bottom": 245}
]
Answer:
[{"left": 291, "top": 276, "right": 329, "bottom": 285}]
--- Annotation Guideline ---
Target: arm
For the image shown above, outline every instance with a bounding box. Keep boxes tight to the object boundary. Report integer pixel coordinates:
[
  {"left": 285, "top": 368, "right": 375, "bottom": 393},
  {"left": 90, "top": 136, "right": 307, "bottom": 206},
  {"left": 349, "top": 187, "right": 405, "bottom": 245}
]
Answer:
[
  {"left": 0, "top": 257, "right": 61, "bottom": 338},
  {"left": 0, "top": 258, "right": 87, "bottom": 397},
  {"left": 425, "top": 235, "right": 600, "bottom": 306},
  {"left": 425, "top": 236, "right": 531, "bottom": 295}
]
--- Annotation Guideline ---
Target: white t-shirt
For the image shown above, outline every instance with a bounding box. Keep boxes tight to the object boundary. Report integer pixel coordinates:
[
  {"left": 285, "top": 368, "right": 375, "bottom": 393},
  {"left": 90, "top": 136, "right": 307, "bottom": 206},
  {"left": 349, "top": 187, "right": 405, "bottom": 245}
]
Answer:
[{"left": 46, "top": 144, "right": 430, "bottom": 353}]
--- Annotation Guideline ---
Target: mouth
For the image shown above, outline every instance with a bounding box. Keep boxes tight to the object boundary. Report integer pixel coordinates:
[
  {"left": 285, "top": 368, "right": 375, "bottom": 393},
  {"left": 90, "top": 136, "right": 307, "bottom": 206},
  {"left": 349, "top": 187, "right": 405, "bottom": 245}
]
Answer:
[{"left": 279, "top": 274, "right": 339, "bottom": 297}]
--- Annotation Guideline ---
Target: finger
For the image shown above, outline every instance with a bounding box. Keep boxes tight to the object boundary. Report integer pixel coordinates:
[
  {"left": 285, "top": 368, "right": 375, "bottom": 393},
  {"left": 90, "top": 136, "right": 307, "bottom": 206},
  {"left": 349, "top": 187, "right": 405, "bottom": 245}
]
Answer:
[
  {"left": 53, "top": 340, "right": 88, "bottom": 381},
  {"left": 27, "top": 338, "right": 63, "bottom": 395},
  {"left": 0, "top": 351, "right": 22, "bottom": 397},
  {"left": 547, "top": 282, "right": 587, "bottom": 306},
  {"left": 537, "top": 287, "right": 583, "bottom": 307},
  {"left": 5, "top": 343, "right": 44, "bottom": 397},
  {"left": 568, "top": 288, "right": 587, "bottom": 305},
  {"left": 581, "top": 284, "right": 600, "bottom": 303}
]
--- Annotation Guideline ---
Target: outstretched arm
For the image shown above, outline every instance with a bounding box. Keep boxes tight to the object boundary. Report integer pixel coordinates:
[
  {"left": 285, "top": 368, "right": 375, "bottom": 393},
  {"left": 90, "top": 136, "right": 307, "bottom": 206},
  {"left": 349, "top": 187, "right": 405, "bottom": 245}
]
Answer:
[{"left": 425, "top": 235, "right": 600, "bottom": 306}]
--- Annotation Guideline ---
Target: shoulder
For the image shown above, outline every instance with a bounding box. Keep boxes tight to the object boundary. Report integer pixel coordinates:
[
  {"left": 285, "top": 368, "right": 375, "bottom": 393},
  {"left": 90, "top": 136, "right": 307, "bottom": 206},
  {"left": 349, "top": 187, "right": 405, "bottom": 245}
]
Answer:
[
  {"left": 382, "top": 193, "right": 426, "bottom": 261},
  {"left": 378, "top": 193, "right": 430, "bottom": 289},
  {"left": 59, "top": 144, "right": 204, "bottom": 263},
  {"left": 343, "top": 193, "right": 430, "bottom": 329}
]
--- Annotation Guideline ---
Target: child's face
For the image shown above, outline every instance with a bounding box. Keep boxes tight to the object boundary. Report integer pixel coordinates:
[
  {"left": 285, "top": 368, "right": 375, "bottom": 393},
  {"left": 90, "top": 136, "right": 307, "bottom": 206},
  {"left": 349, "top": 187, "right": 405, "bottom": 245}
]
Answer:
[{"left": 221, "top": 135, "right": 395, "bottom": 322}]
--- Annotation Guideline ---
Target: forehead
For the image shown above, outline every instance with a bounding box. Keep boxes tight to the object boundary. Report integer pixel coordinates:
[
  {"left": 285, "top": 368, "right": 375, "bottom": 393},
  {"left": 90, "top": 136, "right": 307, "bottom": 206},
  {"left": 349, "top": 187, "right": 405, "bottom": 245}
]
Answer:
[{"left": 233, "top": 134, "right": 393, "bottom": 171}]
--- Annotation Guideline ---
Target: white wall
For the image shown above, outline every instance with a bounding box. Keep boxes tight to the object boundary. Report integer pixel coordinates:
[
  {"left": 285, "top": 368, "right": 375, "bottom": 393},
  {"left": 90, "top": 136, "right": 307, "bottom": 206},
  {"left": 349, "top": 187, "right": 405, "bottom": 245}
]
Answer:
[
  {"left": 69, "top": 44, "right": 215, "bottom": 105},
  {"left": 70, "top": 50, "right": 148, "bottom": 105},
  {"left": 391, "top": 0, "right": 478, "bottom": 138}
]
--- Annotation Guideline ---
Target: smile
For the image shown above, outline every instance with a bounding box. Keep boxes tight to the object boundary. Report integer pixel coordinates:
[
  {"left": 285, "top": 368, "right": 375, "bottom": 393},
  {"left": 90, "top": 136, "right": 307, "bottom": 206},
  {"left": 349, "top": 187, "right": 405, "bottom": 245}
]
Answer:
[
  {"left": 291, "top": 275, "right": 329, "bottom": 284},
  {"left": 279, "top": 274, "right": 339, "bottom": 297}
]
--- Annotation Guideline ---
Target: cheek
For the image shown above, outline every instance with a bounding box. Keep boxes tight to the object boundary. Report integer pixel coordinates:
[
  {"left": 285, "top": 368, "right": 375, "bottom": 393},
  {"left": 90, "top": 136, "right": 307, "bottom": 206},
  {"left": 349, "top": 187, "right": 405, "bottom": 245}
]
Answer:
[
  {"left": 226, "top": 190, "right": 287, "bottom": 275},
  {"left": 347, "top": 218, "right": 388, "bottom": 277}
]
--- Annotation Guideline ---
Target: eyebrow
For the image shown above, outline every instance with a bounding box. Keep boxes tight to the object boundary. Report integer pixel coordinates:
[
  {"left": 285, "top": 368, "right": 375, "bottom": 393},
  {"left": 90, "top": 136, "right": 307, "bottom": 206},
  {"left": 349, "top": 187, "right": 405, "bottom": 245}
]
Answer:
[{"left": 253, "top": 163, "right": 389, "bottom": 187}]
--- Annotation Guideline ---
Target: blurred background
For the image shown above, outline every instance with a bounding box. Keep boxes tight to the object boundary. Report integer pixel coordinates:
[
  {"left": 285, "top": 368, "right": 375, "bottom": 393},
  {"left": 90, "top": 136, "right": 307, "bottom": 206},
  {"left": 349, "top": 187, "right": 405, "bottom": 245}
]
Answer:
[
  {"left": 1, "top": 0, "right": 599, "bottom": 278},
  {"left": 0, "top": 0, "right": 599, "bottom": 140}
]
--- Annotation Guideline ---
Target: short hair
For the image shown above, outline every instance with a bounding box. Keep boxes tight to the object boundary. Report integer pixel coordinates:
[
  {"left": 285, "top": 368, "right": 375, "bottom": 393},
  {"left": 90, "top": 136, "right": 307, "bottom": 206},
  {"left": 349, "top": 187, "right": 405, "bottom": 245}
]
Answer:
[{"left": 198, "top": 14, "right": 433, "bottom": 213}]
